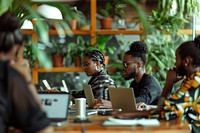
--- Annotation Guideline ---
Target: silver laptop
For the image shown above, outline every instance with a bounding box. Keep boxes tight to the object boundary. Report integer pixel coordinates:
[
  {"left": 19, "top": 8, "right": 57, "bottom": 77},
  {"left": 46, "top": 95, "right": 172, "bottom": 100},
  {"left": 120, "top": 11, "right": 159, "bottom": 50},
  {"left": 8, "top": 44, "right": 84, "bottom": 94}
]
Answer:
[
  {"left": 83, "top": 84, "right": 95, "bottom": 108},
  {"left": 108, "top": 87, "right": 136, "bottom": 112},
  {"left": 83, "top": 85, "right": 113, "bottom": 111},
  {"left": 38, "top": 92, "right": 70, "bottom": 126}
]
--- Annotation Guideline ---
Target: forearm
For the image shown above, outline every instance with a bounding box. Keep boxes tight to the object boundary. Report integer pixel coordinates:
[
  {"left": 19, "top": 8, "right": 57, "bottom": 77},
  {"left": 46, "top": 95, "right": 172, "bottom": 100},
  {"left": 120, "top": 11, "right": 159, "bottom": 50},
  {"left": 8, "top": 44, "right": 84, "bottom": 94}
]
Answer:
[{"left": 161, "top": 81, "right": 174, "bottom": 98}]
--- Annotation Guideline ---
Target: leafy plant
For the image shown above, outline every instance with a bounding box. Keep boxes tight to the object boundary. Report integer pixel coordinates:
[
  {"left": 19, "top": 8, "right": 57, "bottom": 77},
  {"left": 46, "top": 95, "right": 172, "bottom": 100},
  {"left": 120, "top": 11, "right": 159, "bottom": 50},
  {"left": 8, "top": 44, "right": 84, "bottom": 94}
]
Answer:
[
  {"left": 94, "top": 35, "right": 116, "bottom": 55},
  {"left": 99, "top": 2, "right": 113, "bottom": 18},
  {"left": 0, "top": 0, "right": 76, "bottom": 68},
  {"left": 49, "top": 41, "right": 65, "bottom": 55},
  {"left": 143, "top": 0, "right": 200, "bottom": 88},
  {"left": 113, "top": 0, "right": 127, "bottom": 19},
  {"left": 67, "top": 36, "right": 93, "bottom": 61}
]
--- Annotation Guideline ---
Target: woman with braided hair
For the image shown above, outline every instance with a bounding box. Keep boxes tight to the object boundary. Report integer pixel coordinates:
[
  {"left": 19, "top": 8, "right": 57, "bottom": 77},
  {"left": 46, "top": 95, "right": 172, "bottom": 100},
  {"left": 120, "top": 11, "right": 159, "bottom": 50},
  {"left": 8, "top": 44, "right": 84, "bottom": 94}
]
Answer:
[
  {"left": 72, "top": 50, "right": 115, "bottom": 101},
  {"left": 93, "top": 41, "right": 162, "bottom": 109}
]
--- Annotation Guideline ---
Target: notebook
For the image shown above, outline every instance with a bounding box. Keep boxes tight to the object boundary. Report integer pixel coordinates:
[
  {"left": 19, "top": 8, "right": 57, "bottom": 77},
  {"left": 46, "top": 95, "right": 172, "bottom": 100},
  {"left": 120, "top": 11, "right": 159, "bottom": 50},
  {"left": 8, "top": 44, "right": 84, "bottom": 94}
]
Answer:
[
  {"left": 38, "top": 92, "right": 70, "bottom": 126},
  {"left": 83, "top": 84, "right": 95, "bottom": 108},
  {"left": 108, "top": 87, "right": 136, "bottom": 112}
]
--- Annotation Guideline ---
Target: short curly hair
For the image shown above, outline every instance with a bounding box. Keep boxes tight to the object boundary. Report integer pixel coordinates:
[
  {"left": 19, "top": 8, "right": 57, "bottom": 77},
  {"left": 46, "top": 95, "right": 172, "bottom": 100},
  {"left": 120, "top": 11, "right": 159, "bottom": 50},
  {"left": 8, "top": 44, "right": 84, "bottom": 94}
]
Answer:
[{"left": 125, "top": 41, "right": 148, "bottom": 65}]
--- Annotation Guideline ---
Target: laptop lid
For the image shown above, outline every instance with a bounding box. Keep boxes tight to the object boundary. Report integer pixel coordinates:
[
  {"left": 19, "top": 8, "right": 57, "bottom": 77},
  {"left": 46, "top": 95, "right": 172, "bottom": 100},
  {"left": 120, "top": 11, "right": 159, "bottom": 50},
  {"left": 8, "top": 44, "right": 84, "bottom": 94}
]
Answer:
[
  {"left": 108, "top": 87, "right": 136, "bottom": 112},
  {"left": 83, "top": 85, "right": 95, "bottom": 108},
  {"left": 38, "top": 92, "right": 70, "bottom": 124}
]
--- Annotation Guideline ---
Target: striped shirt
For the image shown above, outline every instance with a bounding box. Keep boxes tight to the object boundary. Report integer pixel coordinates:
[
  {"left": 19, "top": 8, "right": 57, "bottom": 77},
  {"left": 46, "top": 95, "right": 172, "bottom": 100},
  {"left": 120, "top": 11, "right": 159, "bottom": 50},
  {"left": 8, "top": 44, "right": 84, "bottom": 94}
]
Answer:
[{"left": 160, "top": 70, "right": 200, "bottom": 127}]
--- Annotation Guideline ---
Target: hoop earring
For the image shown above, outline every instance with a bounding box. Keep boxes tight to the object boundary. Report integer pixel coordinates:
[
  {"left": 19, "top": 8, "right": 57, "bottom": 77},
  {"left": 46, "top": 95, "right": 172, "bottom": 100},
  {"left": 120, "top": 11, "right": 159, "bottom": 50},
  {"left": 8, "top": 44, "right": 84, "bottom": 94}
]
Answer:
[{"left": 95, "top": 66, "right": 100, "bottom": 72}]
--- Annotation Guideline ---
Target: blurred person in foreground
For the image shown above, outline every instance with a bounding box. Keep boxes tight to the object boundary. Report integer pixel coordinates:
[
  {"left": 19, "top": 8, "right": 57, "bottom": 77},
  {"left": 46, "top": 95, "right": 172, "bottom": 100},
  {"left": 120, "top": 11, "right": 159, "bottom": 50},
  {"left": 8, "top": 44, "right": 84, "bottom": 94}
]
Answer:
[
  {"left": 72, "top": 50, "right": 115, "bottom": 101},
  {"left": 118, "top": 36, "right": 200, "bottom": 133},
  {"left": 0, "top": 12, "right": 53, "bottom": 133},
  {"left": 94, "top": 41, "right": 162, "bottom": 108}
]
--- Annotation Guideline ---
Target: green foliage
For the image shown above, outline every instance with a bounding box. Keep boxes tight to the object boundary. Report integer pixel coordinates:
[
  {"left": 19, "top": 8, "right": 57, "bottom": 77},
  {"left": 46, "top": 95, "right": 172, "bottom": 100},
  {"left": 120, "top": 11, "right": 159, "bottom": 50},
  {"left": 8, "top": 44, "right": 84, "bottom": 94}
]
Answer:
[
  {"left": 113, "top": 0, "right": 127, "bottom": 19},
  {"left": 125, "top": 0, "right": 150, "bottom": 33},
  {"left": 0, "top": 0, "right": 76, "bottom": 68},
  {"left": 99, "top": 2, "right": 113, "bottom": 17},
  {"left": 143, "top": 0, "right": 199, "bottom": 87},
  {"left": 67, "top": 36, "right": 93, "bottom": 60},
  {"left": 94, "top": 35, "right": 116, "bottom": 55}
]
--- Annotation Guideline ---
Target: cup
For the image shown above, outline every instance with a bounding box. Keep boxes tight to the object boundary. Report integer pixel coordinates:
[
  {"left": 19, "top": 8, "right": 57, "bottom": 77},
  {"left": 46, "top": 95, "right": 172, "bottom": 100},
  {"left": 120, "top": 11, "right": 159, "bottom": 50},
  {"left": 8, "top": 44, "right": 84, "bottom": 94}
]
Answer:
[{"left": 75, "top": 98, "right": 86, "bottom": 118}]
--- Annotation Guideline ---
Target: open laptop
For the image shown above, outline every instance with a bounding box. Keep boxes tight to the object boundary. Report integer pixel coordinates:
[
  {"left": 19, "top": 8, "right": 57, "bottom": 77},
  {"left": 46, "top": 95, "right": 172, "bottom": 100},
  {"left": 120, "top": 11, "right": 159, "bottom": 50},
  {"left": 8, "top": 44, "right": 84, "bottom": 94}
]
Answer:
[
  {"left": 38, "top": 92, "right": 70, "bottom": 126},
  {"left": 83, "top": 84, "right": 95, "bottom": 108},
  {"left": 83, "top": 84, "right": 113, "bottom": 113},
  {"left": 108, "top": 87, "right": 136, "bottom": 112}
]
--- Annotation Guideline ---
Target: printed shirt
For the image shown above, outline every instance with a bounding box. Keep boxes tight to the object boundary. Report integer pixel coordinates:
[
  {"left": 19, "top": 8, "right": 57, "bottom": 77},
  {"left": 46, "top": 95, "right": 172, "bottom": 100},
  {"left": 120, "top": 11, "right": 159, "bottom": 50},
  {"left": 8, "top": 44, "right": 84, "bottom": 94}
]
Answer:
[
  {"left": 160, "top": 70, "right": 200, "bottom": 127},
  {"left": 72, "top": 70, "right": 115, "bottom": 100}
]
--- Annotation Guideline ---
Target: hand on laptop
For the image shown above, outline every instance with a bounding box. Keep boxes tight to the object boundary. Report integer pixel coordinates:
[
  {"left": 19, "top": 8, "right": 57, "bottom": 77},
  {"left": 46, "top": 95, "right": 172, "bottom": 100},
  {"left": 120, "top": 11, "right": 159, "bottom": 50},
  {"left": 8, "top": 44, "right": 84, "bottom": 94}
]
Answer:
[
  {"left": 136, "top": 102, "right": 157, "bottom": 111},
  {"left": 93, "top": 99, "right": 112, "bottom": 109}
]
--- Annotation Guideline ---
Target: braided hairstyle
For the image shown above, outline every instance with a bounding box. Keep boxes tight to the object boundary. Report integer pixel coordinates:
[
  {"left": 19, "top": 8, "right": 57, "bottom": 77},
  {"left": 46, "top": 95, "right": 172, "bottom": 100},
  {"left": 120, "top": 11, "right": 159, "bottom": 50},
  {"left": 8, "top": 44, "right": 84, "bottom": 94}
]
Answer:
[
  {"left": 125, "top": 41, "right": 148, "bottom": 65},
  {"left": 177, "top": 35, "right": 200, "bottom": 66},
  {"left": 0, "top": 12, "right": 24, "bottom": 53},
  {"left": 84, "top": 50, "right": 105, "bottom": 66}
]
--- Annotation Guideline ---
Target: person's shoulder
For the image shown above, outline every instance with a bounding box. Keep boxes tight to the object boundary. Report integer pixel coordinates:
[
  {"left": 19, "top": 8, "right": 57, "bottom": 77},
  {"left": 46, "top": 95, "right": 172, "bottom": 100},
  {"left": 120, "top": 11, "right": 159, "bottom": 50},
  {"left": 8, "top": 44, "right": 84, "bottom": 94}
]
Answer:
[
  {"left": 143, "top": 73, "right": 159, "bottom": 81},
  {"left": 142, "top": 74, "right": 161, "bottom": 87}
]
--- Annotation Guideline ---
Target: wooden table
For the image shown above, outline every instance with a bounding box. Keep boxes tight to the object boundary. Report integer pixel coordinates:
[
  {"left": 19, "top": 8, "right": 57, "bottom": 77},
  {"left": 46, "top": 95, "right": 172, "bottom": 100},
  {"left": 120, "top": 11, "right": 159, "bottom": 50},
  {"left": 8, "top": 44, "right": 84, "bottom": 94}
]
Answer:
[{"left": 54, "top": 115, "right": 190, "bottom": 133}]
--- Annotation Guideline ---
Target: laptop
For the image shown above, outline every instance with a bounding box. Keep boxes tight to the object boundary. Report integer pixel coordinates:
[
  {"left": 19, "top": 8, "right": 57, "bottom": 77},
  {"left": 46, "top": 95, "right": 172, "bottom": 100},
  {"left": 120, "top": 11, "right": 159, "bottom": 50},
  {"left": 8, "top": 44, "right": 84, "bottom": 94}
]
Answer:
[
  {"left": 83, "top": 84, "right": 95, "bottom": 108},
  {"left": 83, "top": 84, "right": 114, "bottom": 112},
  {"left": 108, "top": 87, "right": 136, "bottom": 112},
  {"left": 38, "top": 92, "right": 70, "bottom": 126}
]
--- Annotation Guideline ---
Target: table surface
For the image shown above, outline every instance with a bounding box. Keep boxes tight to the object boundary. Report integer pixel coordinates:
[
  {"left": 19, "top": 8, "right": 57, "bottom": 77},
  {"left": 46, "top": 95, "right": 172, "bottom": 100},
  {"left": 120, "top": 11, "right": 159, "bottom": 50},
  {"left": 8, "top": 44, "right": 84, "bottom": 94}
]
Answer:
[{"left": 54, "top": 114, "right": 190, "bottom": 133}]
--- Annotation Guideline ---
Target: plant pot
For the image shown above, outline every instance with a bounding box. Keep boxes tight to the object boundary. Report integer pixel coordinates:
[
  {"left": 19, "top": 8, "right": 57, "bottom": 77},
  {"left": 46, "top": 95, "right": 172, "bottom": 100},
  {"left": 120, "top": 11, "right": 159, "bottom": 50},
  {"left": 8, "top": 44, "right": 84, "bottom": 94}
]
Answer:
[
  {"left": 71, "top": 19, "right": 77, "bottom": 30},
  {"left": 52, "top": 54, "right": 63, "bottom": 67},
  {"left": 104, "top": 56, "right": 109, "bottom": 66},
  {"left": 100, "top": 17, "right": 113, "bottom": 29},
  {"left": 74, "top": 56, "right": 81, "bottom": 67}
]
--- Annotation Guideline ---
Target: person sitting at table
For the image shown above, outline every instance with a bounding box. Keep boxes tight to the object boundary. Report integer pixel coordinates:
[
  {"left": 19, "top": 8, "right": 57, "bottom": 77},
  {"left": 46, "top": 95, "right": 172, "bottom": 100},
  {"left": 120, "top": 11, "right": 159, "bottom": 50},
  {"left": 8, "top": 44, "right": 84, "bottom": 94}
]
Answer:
[
  {"left": 117, "top": 36, "right": 200, "bottom": 133},
  {"left": 72, "top": 50, "right": 116, "bottom": 100},
  {"left": 0, "top": 12, "right": 53, "bottom": 133},
  {"left": 94, "top": 41, "right": 162, "bottom": 108},
  {"left": 123, "top": 41, "right": 162, "bottom": 105}
]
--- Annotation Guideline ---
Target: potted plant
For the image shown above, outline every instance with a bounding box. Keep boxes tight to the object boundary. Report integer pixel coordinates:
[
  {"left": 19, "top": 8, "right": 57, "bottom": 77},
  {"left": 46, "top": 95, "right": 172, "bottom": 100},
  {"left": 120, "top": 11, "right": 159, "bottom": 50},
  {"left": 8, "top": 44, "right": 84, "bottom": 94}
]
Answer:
[
  {"left": 93, "top": 35, "right": 116, "bottom": 66},
  {"left": 48, "top": 41, "right": 65, "bottom": 67},
  {"left": 99, "top": 2, "right": 113, "bottom": 29},
  {"left": 67, "top": 36, "right": 93, "bottom": 67}
]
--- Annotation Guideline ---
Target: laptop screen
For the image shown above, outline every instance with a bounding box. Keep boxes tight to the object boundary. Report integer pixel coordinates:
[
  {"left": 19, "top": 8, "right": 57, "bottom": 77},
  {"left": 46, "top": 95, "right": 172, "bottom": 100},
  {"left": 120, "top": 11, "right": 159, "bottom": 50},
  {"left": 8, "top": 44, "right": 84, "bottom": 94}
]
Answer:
[
  {"left": 108, "top": 87, "right": 136, "bottom": 112},
  {"left": 38, "top": 92, "right": 70, "bottom": 122}
]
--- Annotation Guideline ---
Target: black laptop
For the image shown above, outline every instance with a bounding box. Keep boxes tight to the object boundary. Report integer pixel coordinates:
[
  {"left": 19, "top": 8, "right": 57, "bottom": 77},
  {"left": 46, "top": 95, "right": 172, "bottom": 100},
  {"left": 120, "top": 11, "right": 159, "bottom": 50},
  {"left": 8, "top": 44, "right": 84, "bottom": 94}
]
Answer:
[{"left": 38, "top": 92, "right": 70, "bottom": 126}]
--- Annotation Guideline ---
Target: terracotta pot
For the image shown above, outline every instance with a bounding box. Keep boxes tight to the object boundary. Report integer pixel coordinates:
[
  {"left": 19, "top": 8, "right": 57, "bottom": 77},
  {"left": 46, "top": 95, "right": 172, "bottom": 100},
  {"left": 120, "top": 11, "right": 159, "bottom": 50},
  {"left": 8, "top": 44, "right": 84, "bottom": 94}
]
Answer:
[
  {"left": 71, "top": 19, "right": 77, "bottom": 30},
  {"left": 104, "top": 56, "right": 109, "bottom": 66},
  {"left": 100, "top": 17, "right": 113, "bottom": 29},
  {"left": 74, "top": 56, "right": 81, "bottom": 67},
  {"left": 52, "top": 54, "right": 63, "bottom": 67}
]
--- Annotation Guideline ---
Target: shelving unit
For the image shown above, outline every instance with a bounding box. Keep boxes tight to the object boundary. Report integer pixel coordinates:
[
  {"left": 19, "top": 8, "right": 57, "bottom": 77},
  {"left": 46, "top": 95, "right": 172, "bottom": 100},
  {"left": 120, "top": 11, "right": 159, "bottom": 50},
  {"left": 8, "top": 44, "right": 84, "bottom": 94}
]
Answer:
[{"left": 24, "top": 0, "right": 197, "bottom": 84}]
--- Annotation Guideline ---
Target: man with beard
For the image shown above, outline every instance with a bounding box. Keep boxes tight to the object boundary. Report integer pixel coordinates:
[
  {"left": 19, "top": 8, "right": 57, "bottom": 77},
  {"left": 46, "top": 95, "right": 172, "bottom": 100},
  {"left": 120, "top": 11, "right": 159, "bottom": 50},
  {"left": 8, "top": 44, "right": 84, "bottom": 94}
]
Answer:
[
  {"left": 119, "top": 37, "right": 200, "bottom": 133},
  {"left": 93, "top": 41, "right": 162, "bottom": 109},
  {"left": 122, "top": 41, "right": 162, "bottom": 105}
]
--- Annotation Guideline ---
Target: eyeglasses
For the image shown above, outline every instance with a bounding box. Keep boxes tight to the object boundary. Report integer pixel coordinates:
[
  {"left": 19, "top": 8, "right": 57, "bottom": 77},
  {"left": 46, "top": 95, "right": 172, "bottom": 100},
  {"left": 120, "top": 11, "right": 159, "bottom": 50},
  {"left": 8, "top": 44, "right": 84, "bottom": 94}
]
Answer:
[{"left": 123, "top": 62, "right": 137, "bottom": 68}]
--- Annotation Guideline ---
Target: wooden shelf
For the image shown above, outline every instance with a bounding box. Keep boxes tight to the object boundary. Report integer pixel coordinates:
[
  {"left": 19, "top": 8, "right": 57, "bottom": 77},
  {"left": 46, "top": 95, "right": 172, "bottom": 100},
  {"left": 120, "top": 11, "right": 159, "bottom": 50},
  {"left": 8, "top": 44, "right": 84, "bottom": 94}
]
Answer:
[
  {"left": 31, "top": 67, "right": 84, "bottom": 73},
  {"left": 48, "top": 29, "right": 91, "bottom": 35},
  {"left": 96, "top": 29, "right": 143, "bottom": 35}
]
